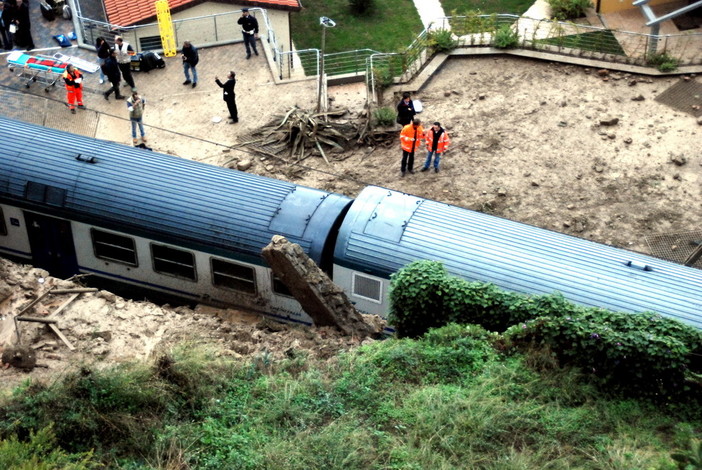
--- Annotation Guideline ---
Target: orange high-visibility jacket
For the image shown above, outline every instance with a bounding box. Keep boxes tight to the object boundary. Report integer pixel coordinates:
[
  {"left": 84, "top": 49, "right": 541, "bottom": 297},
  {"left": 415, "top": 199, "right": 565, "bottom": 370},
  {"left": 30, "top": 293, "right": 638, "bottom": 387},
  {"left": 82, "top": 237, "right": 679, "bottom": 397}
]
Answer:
[
  {"left": 62, "top": 68, "right": 83, "bottom": 89},
  {"left": 425, "top": 127, "right": 450, "bottom": 153},
  {"left": 400, "top": 123, "right": 425, "bottom": 152}
]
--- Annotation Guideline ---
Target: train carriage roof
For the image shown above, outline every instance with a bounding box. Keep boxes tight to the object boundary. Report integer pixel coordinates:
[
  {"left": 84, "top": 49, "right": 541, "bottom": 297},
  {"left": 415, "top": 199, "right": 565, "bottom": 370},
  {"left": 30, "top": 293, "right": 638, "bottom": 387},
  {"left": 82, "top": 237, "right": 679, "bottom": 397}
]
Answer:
[
  {"left": 335, "top": 186, "right": 702, "bottom": 329},
  {"left": 0, "top": 118, "right": 352, "bottom": 266}
]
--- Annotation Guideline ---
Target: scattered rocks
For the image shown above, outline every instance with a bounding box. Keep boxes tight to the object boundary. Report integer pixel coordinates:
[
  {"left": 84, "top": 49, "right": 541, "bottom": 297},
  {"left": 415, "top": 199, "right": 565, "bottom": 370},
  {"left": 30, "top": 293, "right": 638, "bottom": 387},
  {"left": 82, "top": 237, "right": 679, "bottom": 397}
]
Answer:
[
  {"left": 670, "top": 154, "right": 687, "bottom": 166},
  {"left": 597, "top": 69, "right": 609, "bottom": 77},
  {"left": 237, "top": 159, "right": 253, "bottom": 171},
  {"left": 632, "top": 95, "right": 645, "bottom": 101},
  {"left": 599, "top": 116, "right": 619, "bottom": 126}
]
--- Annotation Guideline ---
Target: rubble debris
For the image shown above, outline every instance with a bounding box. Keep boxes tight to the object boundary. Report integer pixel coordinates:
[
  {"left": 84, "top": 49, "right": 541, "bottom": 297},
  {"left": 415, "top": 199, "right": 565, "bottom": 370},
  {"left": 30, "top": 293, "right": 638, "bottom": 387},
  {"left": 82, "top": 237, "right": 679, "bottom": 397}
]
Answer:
[{"left": 262, "top": 235, "right": 384, "bottom": 339}]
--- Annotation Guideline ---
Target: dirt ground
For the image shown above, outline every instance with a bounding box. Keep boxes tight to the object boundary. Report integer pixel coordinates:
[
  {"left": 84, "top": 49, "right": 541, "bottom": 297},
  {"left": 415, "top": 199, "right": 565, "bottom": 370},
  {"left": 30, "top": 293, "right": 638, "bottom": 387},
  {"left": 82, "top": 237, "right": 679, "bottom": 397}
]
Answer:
[{"left": 1, "top": 55, "right": 701, "bottom": 391}]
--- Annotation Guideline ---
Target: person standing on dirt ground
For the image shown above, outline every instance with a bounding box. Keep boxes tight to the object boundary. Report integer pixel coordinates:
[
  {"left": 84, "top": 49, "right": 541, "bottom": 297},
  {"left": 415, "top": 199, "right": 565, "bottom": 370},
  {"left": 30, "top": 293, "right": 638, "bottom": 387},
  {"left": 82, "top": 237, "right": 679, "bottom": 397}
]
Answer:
[
  {"left": 215, "top": 71, "right": 238, "bottom": 123},
  {"left": 127, "top": 90, "right": 146, "bottom": 146},
  {"left": 237, "top": 8, "right": 259, "bottom": 59},
  {"left": 62, "top": 64, "right": 85, "bottom": 115},
  {"left": 114, "top": 36, "right": 136, "bottom": 90},
  {"left": 396, "top": 92, "right": 416, "bottom": 126},
  {"left": 181, "top": 40, "right": 199, "bottom": 88},
  {"left": 95, "top": 37, "right": 111, "bottom": 84},
  {"left": 421, "top": 122, "right": 450, "bottom": 173},
  {"left": 102, "top": 48, "right": 125, "bottom": 101},
  {"left": 399, "top": 118, "right": 424, "bottom": 177}
]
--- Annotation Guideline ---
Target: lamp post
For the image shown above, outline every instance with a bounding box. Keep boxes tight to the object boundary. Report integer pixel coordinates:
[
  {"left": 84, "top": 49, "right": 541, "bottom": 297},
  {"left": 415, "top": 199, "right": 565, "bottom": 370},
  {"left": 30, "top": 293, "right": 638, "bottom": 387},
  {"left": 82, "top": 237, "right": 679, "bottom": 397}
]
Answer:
[{"left": 316, "top": 16, "right": 336, "bottom": 113}]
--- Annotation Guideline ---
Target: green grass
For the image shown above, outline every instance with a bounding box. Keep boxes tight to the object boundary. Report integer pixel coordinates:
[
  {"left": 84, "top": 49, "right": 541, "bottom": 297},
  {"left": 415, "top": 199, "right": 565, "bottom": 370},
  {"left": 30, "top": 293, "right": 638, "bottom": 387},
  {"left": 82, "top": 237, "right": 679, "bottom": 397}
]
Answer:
[
  {"left": 0, "top": 326, "right": 699, "bottom": 469},
  {"left": 538, "top": 30, "right": 625, "bottom": 55},
  {"left": 290, "top": 0, "right": 424, "bottom": 54},
  {"left": 442, "top": 0, "right": 534, "bottom": 16}
]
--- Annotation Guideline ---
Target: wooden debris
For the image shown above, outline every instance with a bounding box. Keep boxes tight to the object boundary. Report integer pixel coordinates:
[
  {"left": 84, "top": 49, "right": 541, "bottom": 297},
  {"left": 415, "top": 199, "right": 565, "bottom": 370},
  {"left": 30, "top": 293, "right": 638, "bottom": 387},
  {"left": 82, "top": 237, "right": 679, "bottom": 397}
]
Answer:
[{"left": 242, "top": 107, "right": 358, "bottom": 163}]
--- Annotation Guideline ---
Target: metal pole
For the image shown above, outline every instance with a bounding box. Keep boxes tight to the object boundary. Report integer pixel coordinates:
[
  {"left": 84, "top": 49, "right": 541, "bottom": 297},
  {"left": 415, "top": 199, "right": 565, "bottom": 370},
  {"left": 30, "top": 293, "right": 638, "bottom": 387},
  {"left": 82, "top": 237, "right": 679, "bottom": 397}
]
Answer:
[{"left": 317, "top": 27, "right": 326, "bottom": 113}]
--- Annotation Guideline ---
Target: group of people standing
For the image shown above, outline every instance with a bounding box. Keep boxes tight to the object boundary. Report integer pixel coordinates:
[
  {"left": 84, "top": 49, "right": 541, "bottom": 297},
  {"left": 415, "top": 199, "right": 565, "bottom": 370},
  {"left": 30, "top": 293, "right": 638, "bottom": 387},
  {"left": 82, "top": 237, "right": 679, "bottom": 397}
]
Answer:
[
  {"left": 95, "top": 35, "right": 137, "bottom": 101},
  {"left": 396, "top": 92, "right": 451, "bottom": 176},
  {"left": 0, "top": 0, "right": 35, "bottom": 51}
]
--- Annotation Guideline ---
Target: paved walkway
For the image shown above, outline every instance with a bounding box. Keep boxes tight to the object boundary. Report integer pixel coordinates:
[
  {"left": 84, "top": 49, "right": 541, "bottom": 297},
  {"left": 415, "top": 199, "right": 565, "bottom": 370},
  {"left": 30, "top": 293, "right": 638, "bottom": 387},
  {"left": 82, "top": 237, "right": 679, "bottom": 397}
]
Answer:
[{"left": 412, "top": 0, "right": 449, "bottom": 30}]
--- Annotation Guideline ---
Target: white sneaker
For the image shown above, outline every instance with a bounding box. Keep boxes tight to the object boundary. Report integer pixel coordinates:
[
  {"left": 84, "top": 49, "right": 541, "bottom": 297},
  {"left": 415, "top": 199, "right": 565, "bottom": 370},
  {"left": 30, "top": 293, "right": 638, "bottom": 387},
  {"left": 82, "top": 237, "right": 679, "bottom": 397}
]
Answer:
[{"left": 99, "top": 79, "right": 104, "bottom": 84}]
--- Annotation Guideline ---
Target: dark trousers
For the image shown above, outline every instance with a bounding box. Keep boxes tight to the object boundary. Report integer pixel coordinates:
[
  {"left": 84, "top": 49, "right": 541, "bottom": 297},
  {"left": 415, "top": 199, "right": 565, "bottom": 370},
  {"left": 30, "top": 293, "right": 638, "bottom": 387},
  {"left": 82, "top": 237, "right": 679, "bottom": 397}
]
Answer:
[
  {"left": 401, "top": 150, "right": 415, "bottom": 172},
  {"left": 242, "top": 33, "right": 258, "bottom": 56},
  {"left": 118, "top": 62, "right": 135, "bottom": 88},
  {"left": 104, "top": 79, "right": 123, "bottom": 99},
  {"left": 0, "top": 26, "right": 10, "bottom": 50},
  {"left": 225, "top": 97, "right": 238, "bottom": 121}
]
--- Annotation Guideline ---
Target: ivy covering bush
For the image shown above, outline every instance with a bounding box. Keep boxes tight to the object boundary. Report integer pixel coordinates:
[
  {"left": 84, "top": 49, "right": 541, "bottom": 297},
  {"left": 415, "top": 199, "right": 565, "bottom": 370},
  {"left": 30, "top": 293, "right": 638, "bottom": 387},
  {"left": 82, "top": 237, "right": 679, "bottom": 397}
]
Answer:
[
  {"left": 389, "top": 260, "right": 583, "bottom": 337},
  {"left": 389, "top": 260, "right": 702, "bottom": 399},
  {"left": 493, "top": 24, "right": 520, "bottom": 48},
  {"left": 505, "top": 311, "right": 702, "bottom": 399},
  {"left": 426, "top": 29, "right": 458, "bottom": 53}
]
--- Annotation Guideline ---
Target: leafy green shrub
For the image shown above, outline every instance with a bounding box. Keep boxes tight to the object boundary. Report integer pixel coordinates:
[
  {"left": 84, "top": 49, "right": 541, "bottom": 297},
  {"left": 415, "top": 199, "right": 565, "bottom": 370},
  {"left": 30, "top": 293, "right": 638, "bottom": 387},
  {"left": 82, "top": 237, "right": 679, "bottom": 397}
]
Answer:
[
  {"left": 348, "top": 0, "right": 375, "bottom": 16},
  {"left": 0, "top": 426, "right": 99, "bottom": 469},
  {"left": 389, "top": 260, "right": 451, "bottom": 338},
  {"left": 493, "top": 24, "right": 520, "bottom": 48},
  {"left": 647, "top": 51, "right": 679, "bottom": 72},
  {"left": 373, "top": 106, "right": 396, "bottom": 127},
  {"left": 505, "top": 310, "right": 702, "bottom": 399},
  {"left": 548, "top": 0, "right": 592, "bottom": 20},
  {"left": 426, "top": 29, "right": 458, "bottom": 53},
  {"left": 450, "top": 10, "right": 496, "bottom": 35},
  {"left": 389, "top": 260, "right": 586, "bottom": 336}
]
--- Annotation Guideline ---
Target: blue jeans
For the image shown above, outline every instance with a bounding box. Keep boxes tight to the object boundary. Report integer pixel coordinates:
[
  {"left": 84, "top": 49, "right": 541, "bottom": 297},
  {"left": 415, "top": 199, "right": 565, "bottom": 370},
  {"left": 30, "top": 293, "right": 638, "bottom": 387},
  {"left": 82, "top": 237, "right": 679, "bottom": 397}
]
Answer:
[
  {"left": 183, "top": 62, "right": 197, "bottom": 83},
  {"left": 424, "top": 151, "right": 442, "bottom": 169},
  {"left": 98, "top": 57, "right": 105, "bottom": 81},
  {"left": 131, "top": 118, "right": 145, "bottom": 139}
]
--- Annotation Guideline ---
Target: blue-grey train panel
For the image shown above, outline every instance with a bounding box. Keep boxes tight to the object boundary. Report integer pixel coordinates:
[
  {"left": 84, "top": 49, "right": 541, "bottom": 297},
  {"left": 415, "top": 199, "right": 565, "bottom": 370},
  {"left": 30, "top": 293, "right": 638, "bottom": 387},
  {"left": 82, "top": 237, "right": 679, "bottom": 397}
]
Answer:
[
  {"left": 0, "top": 117, "right": 352, "bottom": 265},
  {"left": 335, "top": 186, "right": 702, "bottom": 329}
]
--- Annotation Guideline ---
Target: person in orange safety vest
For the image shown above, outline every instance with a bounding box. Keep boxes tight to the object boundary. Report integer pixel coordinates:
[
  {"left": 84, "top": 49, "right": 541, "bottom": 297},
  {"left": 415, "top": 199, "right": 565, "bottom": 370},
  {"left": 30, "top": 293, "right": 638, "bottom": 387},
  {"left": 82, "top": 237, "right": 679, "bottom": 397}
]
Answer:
[
  {"left": 399, "top": 118, "right": 424, "bottom": 177},
  {"left": 421, "top": 121, "right": 450, "bottom": 173},
  {"left": 62, "top": 64, "right": 84, "bottom": 114}
]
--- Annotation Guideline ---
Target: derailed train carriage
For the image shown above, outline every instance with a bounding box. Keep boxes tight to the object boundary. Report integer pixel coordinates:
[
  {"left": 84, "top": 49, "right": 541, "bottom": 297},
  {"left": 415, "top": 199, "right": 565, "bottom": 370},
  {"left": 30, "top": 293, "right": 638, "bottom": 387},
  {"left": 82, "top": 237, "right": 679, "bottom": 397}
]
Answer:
[{"left": 0, "top": 117, "right": 700, "bottom": 330}]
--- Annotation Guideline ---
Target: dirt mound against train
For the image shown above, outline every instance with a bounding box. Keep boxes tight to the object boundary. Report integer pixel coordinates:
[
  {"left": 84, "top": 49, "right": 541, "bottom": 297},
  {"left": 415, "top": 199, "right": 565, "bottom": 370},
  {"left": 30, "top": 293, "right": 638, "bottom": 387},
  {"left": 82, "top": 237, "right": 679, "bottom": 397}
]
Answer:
[{"left": 0, "top": 259, "right": 371, "bottom": 392}]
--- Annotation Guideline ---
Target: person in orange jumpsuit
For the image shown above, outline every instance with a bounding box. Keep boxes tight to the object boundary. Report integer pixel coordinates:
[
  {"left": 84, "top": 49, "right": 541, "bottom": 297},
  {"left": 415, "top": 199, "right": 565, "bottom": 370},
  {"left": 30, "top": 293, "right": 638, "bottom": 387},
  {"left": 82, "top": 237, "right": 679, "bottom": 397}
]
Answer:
[
  {"left": 399, "top": 118, "right": 424, "bottom": 176},
  {"left": 62, "top": 64, "right": 84, "bottom": 114}
]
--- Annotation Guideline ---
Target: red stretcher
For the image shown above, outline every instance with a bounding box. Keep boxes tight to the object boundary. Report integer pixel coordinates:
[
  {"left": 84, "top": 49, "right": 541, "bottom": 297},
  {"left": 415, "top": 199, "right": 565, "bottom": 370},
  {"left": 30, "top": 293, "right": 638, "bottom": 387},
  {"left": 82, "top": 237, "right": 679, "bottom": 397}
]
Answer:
[{"left": 6, "top": 51, "right": 69, "bottom": 91}]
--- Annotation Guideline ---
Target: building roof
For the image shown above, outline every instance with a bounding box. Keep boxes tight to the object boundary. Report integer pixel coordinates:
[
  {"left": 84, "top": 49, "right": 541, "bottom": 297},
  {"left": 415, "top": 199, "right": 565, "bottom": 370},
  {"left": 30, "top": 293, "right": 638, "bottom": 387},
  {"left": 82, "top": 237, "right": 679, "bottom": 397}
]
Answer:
[{"left": 105, "top": 0, "right": 301, "bottom": 27}]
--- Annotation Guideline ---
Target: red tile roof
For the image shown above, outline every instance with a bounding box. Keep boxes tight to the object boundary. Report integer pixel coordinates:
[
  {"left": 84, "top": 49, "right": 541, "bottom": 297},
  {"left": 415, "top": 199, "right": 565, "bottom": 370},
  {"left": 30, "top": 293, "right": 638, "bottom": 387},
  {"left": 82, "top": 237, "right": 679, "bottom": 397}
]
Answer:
[{"left": 105, "top": 0, "right": 301, "bottom": 27}]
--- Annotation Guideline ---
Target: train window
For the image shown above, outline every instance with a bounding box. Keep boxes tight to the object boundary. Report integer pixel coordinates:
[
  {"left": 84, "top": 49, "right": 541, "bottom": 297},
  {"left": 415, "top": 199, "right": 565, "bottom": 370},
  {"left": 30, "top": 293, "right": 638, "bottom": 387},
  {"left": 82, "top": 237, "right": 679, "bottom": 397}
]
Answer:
[
  {"left": 352, "top": 273, "right": 382, "bottom": 303},
  {"left": 0, "top": 208, "right": 6, "bottom": 236},
  {"left": 271, "top": 274, "right": 293, "bottom": 297},
  {"left": 211, "top": 259, "right": 256, "bottom": 294},
  {"left": 91, "top": 229, "right": 137, "bottom": 266},
  {"left": 152, "top": 244, "right": 196, "bottom": 281}
]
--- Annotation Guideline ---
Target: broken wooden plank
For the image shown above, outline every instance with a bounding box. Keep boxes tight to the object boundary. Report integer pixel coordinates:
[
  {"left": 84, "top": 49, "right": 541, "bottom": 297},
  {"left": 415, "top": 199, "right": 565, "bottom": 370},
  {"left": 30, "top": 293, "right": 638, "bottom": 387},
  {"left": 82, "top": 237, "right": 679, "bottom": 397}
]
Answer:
[
  {"left": 16, "top": 317, "right": 58, "bottom": 324},
  {"left": 50, "top": 288, "right": 98, "bottom": 295},
  {"left": 16, "top": 290, "right": 53, "bottom": 317},
  {"left": 49, "top": 293, "right": 81, "bottom": 318},
  {"left": 48, "top": 324, "right": 75, "bottom": 351}
]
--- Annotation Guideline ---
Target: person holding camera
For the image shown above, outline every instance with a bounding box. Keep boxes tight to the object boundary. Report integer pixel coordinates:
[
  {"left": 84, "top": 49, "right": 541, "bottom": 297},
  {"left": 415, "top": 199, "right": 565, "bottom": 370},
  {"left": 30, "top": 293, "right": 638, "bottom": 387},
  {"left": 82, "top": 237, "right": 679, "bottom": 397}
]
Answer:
[
  {"left": 181, "top": 41, "right": 199, "bottom": 88},
  {"left": 215, "top": 71, "right": 238, "bottom": 123},
  {"left": 127, "top": 90, "right": 147, "bottom": 146},
  {"left": 237, "top": 8, "right": 258, "bottom": 59}
]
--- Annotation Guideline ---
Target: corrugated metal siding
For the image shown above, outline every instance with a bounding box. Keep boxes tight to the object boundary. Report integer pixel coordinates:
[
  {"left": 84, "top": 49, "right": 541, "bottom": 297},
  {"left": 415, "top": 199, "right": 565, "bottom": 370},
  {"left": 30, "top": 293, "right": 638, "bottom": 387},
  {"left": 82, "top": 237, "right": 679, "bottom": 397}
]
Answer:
[
  {"left": 0, "top": 118, "right": 350, "bottom": 265},
  {"left": 335, "top": 187, "right": 702, "bottom": 329}
]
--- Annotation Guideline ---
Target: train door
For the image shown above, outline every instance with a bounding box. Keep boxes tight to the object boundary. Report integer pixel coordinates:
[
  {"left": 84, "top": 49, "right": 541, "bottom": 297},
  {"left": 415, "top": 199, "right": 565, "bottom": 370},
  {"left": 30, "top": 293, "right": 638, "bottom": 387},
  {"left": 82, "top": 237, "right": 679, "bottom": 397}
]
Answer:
[{"left": 23, "top": 212, "right": 79, "bottom": 279}]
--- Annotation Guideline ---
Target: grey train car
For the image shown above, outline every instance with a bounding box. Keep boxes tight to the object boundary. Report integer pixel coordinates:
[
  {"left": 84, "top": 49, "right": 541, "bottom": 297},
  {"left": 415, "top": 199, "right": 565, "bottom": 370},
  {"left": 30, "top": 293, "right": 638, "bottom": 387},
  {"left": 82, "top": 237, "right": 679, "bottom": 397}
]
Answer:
[
  {"left": 1, "top": 117, "right": 701, "bottom": 330},
  {"left": 333, "top": 186, "right": 702, "bottom": 330},
  {"left": 0, "top": 117, "right": 352, "bottom": 325}
]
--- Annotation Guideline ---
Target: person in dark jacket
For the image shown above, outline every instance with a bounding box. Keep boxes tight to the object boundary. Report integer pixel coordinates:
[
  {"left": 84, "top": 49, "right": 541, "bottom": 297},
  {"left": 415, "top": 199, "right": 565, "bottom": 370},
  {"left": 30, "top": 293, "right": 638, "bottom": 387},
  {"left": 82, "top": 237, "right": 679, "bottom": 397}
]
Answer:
[
  {"left": 102, "top": 49, "right": 125, "bottom": 101},
  {"left": 0, "top": 2, "right": 12, "bottom": 51},
  {"left": 237, "top": 8, "right": 258, "bottom": 59},
  {"left": 8, "top": 0, "right": 34, "bottom": 50},
  {"left": 215, "top": 71, "right": 238, "bottom": 123},
  {"left": 396, "top": 91, "right": 416, "bottom": 126},
  {"left": 181, "top": 41, "right": 199, "bottom": 88},
  {"left": 95, "top": 37, "right": 111, "bottom": 84}
]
